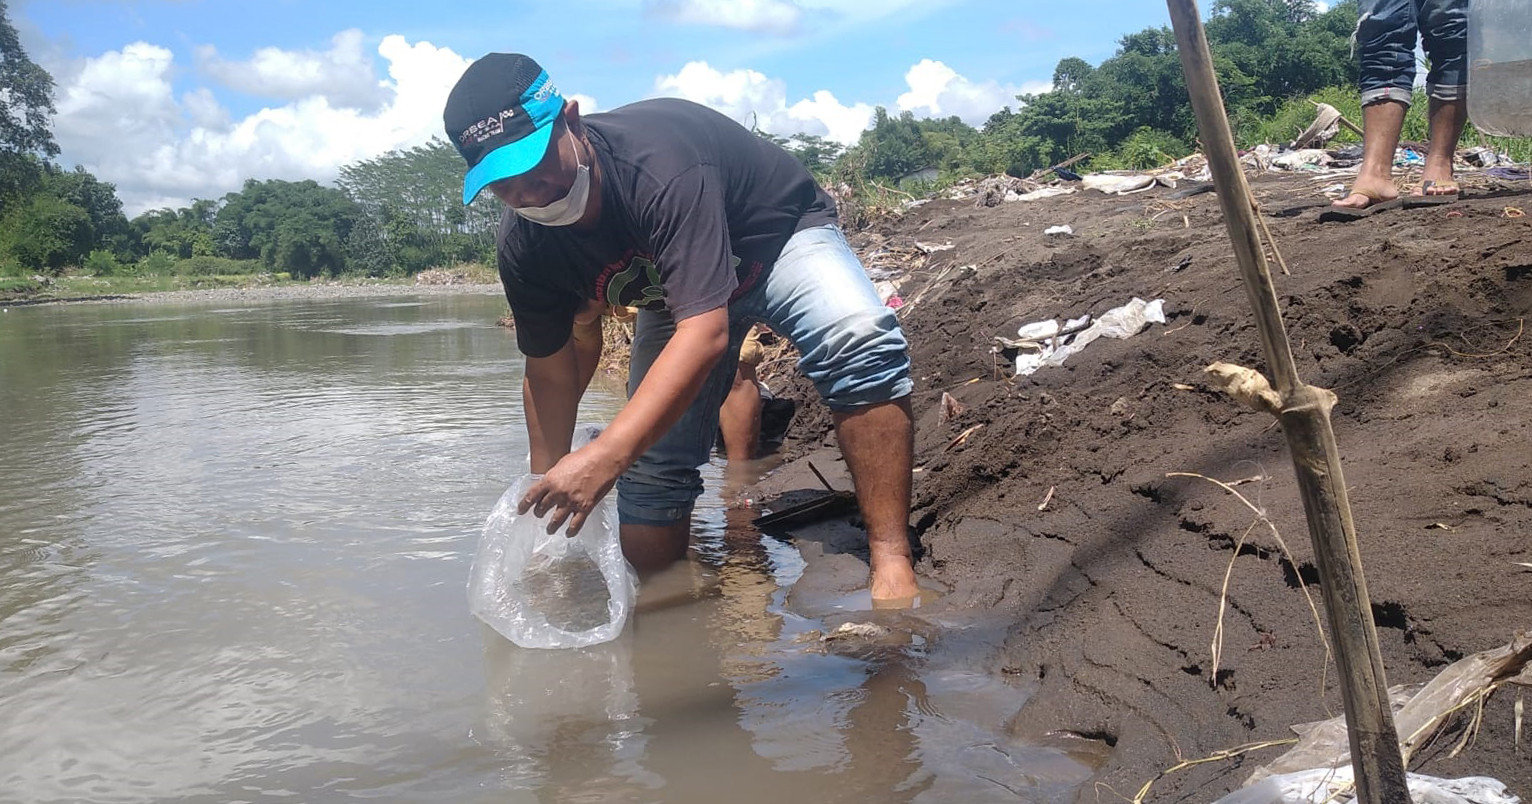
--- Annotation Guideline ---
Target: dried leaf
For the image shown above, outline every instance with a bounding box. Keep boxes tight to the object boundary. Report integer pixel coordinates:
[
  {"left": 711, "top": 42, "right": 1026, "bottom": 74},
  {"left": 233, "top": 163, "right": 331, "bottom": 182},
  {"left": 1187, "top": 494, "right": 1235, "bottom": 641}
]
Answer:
[{"left": 939, "top": 391, "right": 967, "bottom": 424}]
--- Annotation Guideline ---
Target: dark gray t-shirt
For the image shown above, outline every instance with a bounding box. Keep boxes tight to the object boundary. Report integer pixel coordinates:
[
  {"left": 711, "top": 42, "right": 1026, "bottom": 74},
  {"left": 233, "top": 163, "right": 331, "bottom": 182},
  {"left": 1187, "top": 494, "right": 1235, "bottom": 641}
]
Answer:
[{"left": 497, "top": 98, "right": 837, "bottom": 358}]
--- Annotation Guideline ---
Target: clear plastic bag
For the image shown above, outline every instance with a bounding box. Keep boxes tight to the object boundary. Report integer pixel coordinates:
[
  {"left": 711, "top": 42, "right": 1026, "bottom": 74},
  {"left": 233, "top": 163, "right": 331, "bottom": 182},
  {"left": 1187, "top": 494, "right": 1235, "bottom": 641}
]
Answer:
[{"left": 468, "top": 469, "right": 636, "bottom": 649}]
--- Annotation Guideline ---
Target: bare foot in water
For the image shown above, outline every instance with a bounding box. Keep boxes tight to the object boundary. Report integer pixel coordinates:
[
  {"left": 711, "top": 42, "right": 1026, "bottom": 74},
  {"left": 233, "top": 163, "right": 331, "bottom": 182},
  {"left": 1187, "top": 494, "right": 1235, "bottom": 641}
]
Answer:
[{"left": 868, "top": 554, "right": 919, "bottom": 604}]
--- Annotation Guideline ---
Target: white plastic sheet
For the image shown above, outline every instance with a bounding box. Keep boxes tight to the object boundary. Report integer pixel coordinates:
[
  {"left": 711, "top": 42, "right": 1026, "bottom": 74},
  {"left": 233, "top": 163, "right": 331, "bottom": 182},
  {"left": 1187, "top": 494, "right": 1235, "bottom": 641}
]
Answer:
[
  {"left": 1213, "top": 769, "right": 1519, "bottom": 804},
  {"left": 1011, "top": 298, "right": 1167, "bottom": 375}
]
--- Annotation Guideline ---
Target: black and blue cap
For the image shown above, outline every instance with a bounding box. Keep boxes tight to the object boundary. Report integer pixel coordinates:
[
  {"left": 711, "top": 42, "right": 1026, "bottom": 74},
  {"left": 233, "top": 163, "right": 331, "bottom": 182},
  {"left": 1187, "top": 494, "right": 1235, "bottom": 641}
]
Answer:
[{"left": 443, "top": 53, "right": 566, "bottom": 205}]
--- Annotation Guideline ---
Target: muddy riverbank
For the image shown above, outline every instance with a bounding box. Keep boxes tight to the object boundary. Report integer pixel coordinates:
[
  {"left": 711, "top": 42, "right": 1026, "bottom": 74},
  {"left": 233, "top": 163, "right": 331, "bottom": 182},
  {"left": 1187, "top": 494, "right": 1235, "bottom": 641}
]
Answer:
[{"left": 753, "top": 172, "right": 1532, "bottom": 801}]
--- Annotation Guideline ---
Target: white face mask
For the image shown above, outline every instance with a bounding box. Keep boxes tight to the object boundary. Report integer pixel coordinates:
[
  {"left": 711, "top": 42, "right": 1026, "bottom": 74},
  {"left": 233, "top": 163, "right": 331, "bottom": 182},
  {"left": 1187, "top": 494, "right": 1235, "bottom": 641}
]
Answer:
[{"left": 513, "top": 129, "right": 591, "bottom": 227}]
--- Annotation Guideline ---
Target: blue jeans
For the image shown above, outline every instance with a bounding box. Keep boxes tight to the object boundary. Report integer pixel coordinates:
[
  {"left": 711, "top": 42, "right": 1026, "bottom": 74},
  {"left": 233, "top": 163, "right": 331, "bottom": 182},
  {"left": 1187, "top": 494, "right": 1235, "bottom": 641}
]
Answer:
[
  {"left": 1357, "top": 0, "right": 1467, "bottom": 106},
  {"left": 615, "top": 224, "right": 913, "bottom": 526}
]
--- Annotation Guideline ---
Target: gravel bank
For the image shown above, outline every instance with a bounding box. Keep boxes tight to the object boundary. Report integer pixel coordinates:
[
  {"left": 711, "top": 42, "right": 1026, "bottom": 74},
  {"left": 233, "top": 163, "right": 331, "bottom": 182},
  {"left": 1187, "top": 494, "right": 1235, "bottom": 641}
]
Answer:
[{"left": 21, "top": 282, "right": 506, "bottom": 307}]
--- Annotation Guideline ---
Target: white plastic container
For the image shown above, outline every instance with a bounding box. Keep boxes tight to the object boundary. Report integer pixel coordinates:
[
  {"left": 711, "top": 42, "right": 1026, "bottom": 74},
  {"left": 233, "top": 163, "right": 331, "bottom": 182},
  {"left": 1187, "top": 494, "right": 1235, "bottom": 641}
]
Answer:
[{"left": 1468, "top": 0, "right": 1532, "bottom": 136}]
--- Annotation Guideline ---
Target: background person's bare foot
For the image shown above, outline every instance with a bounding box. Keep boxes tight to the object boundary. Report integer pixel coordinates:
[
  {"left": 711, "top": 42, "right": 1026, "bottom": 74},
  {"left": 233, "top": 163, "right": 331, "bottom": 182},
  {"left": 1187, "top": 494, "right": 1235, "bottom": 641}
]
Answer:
[
  {"left": 1412, "top": 171, "right": 1459, "bottom": 197},
  {"left": 1332, "top": 176, "right": 1399, "bottom": 210}
]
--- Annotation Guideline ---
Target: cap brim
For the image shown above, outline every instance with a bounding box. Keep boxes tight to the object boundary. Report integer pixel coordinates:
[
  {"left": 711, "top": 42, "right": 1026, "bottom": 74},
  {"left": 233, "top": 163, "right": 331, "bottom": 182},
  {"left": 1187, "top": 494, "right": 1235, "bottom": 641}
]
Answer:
[{"left": 462, "top": 122, "right": 555, "bottom": 205}]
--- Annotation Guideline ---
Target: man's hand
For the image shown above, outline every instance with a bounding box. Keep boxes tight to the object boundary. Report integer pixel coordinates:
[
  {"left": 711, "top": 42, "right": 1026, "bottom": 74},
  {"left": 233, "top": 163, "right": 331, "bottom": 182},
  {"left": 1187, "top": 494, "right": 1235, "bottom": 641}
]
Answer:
[
  {"left": 519, "top": 305, "right": 729, "bottom": 535},
  {"left": 518, "top": 440, "right": 625, "bottom": 535}
]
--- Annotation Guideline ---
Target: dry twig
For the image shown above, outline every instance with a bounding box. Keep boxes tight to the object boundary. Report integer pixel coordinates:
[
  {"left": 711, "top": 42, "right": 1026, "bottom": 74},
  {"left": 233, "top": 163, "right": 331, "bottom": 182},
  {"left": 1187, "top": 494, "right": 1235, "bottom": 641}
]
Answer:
[{"left": 1166, "top": 471, "right": 1334, "bottom": 709}]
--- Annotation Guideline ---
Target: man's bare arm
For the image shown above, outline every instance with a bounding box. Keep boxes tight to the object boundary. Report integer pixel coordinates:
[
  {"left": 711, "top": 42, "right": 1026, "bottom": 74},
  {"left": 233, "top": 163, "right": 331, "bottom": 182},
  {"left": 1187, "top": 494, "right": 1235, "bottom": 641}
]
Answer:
[{"left": 523, "top": 338, "right": 582, "bottom": 473}]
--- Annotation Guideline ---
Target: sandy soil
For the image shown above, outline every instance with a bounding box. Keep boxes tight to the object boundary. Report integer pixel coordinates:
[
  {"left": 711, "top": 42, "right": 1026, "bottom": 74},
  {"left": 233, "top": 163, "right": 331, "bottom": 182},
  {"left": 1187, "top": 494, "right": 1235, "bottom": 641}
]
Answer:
[{"left": 754, "top": 172, "right": 1532, "bottom": 802}]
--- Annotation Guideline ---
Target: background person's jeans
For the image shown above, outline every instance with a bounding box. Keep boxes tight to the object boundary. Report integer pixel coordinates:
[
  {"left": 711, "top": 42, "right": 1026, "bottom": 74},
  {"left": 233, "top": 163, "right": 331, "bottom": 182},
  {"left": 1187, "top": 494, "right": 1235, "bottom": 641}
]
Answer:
[
  {"left": 614, "top": 224, "right": 913, "bottom": 527},
  {"left": 1357, "top": 0, "right": 1467, "bottom": 106}
]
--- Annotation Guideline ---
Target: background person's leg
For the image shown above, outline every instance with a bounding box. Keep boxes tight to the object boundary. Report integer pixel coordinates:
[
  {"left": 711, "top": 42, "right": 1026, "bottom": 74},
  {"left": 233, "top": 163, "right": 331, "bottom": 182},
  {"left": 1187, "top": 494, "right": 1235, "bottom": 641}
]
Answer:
[
  {"left": 1337, "top": 0, "right": 1417, "bottom": 210},
  {"left": 1417, "top": 0, "right": 1468, "bottom": 194},
  {"left": 719, "top": 363, "right": 762, "bottom": 463},
  {"left": 719, "top": 326, "right": 766, "bottom": 463}
]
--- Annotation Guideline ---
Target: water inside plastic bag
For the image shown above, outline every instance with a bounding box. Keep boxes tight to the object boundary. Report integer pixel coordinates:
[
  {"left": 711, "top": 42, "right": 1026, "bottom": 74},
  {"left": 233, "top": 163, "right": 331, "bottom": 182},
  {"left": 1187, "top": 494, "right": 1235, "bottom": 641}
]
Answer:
[{"left": 514, "top": 544, "right": 614, "bottom": 633}]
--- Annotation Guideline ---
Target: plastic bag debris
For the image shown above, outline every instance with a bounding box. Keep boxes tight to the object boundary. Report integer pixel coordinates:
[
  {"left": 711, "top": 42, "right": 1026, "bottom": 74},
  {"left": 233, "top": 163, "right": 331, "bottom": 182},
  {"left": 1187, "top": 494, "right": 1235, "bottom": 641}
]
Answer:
[
  {"left": 1017, "top": 186, "right": 1078, "bottom": 201},
  {"left": 1248, "top": 631, "right": 1532, "bottom": 784},
  {"left": 1271, "top": 149, "right": 1333, "bottom": 170},
  {"left": 1291, "top": 103, "right": 1343, "bottom": 149},
  {"left": 1083, "top": 173, "right": 1161, "bottom": 195},
  {"left": 472, "top": 430, "right": 637, "bottom": 649},
  {"left": 1006, "top": 299, "right": 1166, "bottom": 376},
  {"left": 1045, "top": 224, "right": 1074, "bottom": 236},
  {"left": 1212, "top": 769, "right": 1519, "bottom": 804}
]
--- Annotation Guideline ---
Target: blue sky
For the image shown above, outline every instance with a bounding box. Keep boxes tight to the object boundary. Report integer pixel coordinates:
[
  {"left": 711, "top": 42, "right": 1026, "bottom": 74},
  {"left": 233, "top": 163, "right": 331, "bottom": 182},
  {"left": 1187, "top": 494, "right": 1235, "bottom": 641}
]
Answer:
[{"left": 15, "top": 0, "right": 1203, "bottom": 214}]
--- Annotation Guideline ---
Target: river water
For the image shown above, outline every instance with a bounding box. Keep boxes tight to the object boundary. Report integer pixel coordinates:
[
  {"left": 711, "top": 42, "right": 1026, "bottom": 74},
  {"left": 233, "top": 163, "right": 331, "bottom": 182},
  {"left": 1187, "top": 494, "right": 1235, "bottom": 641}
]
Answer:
[{"left": 0, "top": 292, "right": 1095, "bottom": 804}]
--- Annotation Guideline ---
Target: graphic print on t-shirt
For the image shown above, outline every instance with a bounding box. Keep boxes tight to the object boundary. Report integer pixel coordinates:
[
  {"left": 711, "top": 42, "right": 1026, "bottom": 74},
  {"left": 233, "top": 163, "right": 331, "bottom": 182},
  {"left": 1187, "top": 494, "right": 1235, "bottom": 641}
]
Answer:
[
  {"left": 594, "top": 248, "right": 744, "bottom": 311},
  {"left": 597, "top": 249, "right": 666, "bottom": 309}
]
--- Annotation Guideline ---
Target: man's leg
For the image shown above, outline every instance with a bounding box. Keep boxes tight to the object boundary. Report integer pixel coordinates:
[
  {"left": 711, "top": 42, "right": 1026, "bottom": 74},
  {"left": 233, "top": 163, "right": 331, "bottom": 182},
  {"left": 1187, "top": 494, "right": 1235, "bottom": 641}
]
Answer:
[
  {"left": 834, "top": 398, "right": 918, "bottom": 600},
  {"left": 1336, "top": 0, "right": 1415, "bottom": 210},
  {"left": 752, "top": 225, "right": 919, "bottom": 602},
  {"left": 719, "top": 362, "right": 762, "bottom": 462},
  {"left": 616, "top": 308, "right": 746, "bottom": 577},
  {"left": 1419, "top": 97, "right": 1467, "bottom": 193},
  {"left": 1417, "top": 0, "right": 1469, "bottom": 194},
  {"left": 1334, "top": 100, "right": 1407, "bottom": 209}
]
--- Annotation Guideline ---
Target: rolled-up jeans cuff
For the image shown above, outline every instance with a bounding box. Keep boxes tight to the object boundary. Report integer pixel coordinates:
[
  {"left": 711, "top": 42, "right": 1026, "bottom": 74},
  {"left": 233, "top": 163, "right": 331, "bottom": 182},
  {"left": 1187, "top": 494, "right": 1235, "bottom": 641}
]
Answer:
[
  {"left": 1427, "top": 82, "right": 1466, "bottom": 101},
  {"left": 824, "top": 381, "right": 914, "bottom": 413},
  {"left": 617, "top": 498, "right": 693, "bottom": 527},
  {"left": 1361, "top": 86, "right": 1414, "bottom": 107}
]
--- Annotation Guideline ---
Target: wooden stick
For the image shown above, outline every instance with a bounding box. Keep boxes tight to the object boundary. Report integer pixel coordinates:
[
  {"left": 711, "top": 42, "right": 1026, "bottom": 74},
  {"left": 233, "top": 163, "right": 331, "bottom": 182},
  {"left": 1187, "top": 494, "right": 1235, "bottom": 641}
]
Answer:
[
  {"left": 806, "top": 460, "right": 840, "bottom": 493},
  {"left": 1167, "top": 4, "right": 1410, "bottom": 804},
  {"left": 1028, "top": 151, "right": 1092, "bottom": 180},
  {"left": 1309, "top": 100, "right": 1365, "bottom": 137}
]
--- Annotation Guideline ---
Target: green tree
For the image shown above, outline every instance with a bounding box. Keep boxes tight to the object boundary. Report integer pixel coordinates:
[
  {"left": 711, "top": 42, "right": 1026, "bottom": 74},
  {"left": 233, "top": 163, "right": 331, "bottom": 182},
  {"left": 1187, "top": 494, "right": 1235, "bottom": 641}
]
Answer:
[
  {"left": 0, "top": 0, "right": 58, "bottom": 207},
  {"left": 337, "top": 138, "right": 501, "bottom": 273},
  {"left": 135, "top": 201, "right": 217, "bottom": 259},
  {"left": 43, "top": 165, "right": 134, "bottom": 257},
  {"left": 856, "top": 107, "right": 935, "bottom": 180},
  {"left": 214, "top": 179, "right": 358, "bottom": 278},
  {"left": 0, "top": 194, "right": 92, "bottom": 273},
  {"left": 783, "top": 133, "right": 845, "bottom": 176}
]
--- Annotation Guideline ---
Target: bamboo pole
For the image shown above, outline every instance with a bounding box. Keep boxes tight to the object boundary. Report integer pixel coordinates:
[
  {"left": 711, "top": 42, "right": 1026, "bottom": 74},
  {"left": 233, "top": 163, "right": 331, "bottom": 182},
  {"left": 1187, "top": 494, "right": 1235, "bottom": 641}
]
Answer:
[{"left": 1164, "top": 3, "right": 1411, "bottom": 803}]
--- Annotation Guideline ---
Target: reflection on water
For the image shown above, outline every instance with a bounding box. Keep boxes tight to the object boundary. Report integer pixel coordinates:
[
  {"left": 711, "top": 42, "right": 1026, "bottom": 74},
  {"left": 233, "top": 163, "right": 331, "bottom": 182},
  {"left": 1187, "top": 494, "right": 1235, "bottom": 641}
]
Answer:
[{"left": 0, "top": 293, "right": 1094, "bottom": 803}]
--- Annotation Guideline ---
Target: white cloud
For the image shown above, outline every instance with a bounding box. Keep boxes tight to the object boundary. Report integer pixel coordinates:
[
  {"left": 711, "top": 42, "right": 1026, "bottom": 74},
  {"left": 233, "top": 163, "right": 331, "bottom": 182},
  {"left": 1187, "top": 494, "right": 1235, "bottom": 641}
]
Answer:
[
  {"left": 896, "top": 59, "right": 1027, "bottom": 125},
  {"left": 646, "top": 0, "right": 803, "bottom": 34},
  {"left": 196, "top": 29, "right": 386, "bottom": 111},
  {"left": 652, "top": 59, "right": 1037, "bottom": 145},
  {"left": 653, "top": 61, "right": 873, "bottom": 145},
  {"left": 52, "top": 35, "right": 479, "bottom": 215}
]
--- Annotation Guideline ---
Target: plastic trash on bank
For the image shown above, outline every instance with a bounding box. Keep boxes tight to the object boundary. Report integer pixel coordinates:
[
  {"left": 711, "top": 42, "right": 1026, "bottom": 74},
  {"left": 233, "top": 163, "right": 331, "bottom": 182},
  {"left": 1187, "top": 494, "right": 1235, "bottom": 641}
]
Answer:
[
  {"left": 470, "top": 428, "right": 637, "bottom": 649},
  {"left": 1211, "top": 770, "right": 1519, "bottom": 804},
  {"left": 1000, "top": 298, "right": 1167, "bottom": 376}
]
